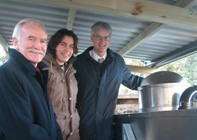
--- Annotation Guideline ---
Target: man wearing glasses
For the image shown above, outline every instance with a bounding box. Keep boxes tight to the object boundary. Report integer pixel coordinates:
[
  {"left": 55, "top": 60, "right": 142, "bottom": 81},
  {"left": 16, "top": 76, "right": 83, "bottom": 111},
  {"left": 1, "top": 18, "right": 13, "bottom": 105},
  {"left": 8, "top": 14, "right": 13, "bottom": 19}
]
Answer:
[{"left": 73, "top": 21, "right": 144, "bottom": 140}]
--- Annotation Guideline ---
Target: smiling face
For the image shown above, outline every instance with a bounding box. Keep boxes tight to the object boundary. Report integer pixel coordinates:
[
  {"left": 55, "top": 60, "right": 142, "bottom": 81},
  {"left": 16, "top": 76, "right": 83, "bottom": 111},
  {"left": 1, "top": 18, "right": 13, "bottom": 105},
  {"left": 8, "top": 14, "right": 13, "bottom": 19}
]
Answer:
[
  {"left": 55, "top": 36, "right": 74, "bottom": 65},
  {"left": 91, "top": 28, "right": 111, "bottom": 57},
  {"left": 12, "top": 22, "right": 47, "bottom": 67}
]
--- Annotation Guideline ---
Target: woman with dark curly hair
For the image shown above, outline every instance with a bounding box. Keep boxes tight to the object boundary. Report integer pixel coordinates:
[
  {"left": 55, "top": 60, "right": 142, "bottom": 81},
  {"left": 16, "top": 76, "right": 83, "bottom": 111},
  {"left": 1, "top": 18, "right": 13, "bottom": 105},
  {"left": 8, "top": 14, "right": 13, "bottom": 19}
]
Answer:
[{"left": 43, "top": 29, "right": 80, "bottom": 140}]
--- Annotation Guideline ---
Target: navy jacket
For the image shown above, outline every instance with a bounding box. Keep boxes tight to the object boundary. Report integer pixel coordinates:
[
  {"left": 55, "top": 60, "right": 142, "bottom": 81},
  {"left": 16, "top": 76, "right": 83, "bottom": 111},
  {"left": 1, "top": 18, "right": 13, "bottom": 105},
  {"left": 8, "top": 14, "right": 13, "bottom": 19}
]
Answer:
[
  {"left": 0, "top": 48, "right": 62, "bottom": 140},
  {"left": 73, "top": 46, "right": 144, "bottom": 140}
]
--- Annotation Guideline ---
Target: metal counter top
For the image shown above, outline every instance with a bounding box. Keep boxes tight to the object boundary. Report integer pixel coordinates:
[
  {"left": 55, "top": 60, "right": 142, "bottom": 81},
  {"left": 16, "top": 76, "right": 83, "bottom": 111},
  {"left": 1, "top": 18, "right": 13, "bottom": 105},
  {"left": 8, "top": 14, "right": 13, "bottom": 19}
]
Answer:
[{"left": 114, "top": 109, "right": 197, "bottom": 140}]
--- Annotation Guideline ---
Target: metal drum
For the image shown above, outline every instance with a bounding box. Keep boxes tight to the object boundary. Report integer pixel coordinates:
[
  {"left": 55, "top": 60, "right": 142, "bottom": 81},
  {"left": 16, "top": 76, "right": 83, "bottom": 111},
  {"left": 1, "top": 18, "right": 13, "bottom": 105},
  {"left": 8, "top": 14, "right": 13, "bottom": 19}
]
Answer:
[{"left": 138, "top": 71, "right": 189, "bottom": 112}]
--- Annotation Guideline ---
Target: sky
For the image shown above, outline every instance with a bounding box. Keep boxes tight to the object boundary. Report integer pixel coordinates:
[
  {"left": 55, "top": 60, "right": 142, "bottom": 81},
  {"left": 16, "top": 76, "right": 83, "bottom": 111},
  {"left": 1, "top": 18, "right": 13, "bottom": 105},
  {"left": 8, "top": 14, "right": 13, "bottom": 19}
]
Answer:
[{"left": 0, "top": 45, "right": 6, "bottom": 57}]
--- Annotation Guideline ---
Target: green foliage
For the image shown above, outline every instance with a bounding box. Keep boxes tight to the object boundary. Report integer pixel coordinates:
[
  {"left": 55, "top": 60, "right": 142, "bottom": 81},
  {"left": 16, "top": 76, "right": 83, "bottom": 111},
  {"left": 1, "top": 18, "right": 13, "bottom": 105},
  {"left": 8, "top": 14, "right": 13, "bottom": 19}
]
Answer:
[
  {"left": 0, "top": 56, "right": 6, "bottom": 66},
  {"left": 158, "top": 54, "right": 197, "bottom": 85},
  {"left": 120, "top": 54, "right": 197, "bottom": 96}
]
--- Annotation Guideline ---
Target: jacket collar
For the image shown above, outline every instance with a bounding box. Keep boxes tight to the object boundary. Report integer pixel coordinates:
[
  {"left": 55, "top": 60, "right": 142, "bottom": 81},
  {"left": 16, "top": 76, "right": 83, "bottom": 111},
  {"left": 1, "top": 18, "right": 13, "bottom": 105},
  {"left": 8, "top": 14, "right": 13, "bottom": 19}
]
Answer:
[
  {"left": 8, "top": 48, "right": 47, "bottom": 75},
  {"left": 83, "top": 46, "right": 115, "bottom": 60}
]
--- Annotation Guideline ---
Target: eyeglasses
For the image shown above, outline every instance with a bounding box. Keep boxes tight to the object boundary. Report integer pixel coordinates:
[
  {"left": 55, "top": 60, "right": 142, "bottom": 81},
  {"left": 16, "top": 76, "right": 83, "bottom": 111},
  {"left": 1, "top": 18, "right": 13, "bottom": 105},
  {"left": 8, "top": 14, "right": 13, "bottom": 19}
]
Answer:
[{"left": 93, "top": 35, "right": 111, "bottom": 41}]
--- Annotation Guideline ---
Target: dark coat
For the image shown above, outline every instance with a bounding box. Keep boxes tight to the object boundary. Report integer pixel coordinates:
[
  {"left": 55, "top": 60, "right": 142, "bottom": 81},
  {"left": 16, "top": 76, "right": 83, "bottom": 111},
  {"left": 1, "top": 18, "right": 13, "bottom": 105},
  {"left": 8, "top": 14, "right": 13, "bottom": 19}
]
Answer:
[
  {"left": 73, "top": 46, "right": 144, "bottom": 140},
  {"left": 0, "top": 48, "right": 62, "bottom": 140}
]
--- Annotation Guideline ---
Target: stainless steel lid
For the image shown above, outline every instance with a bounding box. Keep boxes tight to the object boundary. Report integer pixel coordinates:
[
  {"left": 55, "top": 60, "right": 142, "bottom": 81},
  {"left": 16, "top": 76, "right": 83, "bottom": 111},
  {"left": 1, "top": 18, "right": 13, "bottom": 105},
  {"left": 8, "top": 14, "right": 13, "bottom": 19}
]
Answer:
[{"left": 141, "top": 71, "right": 186, "bottom": 86}]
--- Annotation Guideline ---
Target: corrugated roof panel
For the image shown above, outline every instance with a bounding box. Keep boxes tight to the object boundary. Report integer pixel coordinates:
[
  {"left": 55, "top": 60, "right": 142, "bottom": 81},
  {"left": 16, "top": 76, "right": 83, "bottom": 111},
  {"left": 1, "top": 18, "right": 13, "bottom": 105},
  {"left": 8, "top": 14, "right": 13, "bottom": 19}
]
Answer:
[
  {"left": 0, "top": 0, "right": 197, "bottom": 67},
  {"left": 125, "top": 25, "right": 197, "bottom": 62},
  {"left": 72, "top": 9, "right": 150, "bottom": 54},
  {"left": 0, "top": 0, "right": 70, "bottom": 47}
]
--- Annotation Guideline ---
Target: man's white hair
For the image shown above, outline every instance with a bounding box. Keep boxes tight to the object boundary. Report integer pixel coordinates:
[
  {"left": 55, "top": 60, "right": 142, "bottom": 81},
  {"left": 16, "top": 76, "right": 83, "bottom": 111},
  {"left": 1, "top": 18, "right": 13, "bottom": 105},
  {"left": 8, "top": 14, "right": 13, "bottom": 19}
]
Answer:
[{"left": 12, "top": 18, "right": 47, "bottom": 41}]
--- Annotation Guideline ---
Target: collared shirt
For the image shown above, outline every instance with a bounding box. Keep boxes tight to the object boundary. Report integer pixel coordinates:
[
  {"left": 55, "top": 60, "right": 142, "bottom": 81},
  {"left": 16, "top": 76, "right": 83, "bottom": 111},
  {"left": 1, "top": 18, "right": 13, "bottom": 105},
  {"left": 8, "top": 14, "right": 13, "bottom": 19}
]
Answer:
[
  {"left": 73, "top": 46, "right": 144, "bottom": 140},
  {"left": 89, "top": 49, "right": 107, "bottom": 62}
]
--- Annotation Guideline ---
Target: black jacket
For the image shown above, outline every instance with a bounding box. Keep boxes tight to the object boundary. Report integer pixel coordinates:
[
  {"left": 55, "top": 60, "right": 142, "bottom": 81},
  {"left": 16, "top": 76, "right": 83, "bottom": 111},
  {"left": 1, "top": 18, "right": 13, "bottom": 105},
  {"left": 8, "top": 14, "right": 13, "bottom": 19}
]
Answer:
[
  {"left": 0, "top": 48, "right": 62, "bottom": 140},
  {"left": 73, "top": 46, "right": 144, "bottom": 140}
]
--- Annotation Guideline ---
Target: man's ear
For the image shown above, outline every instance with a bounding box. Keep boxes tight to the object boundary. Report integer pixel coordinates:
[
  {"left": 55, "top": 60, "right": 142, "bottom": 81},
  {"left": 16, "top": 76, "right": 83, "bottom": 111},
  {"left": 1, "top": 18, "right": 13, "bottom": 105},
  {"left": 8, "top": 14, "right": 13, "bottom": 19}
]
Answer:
[
  {"left": 12, "top": 37, "right": 19, "bottom": 50},
  {"left": 90, "top": 35, "right": 94, "bottom": 43}
]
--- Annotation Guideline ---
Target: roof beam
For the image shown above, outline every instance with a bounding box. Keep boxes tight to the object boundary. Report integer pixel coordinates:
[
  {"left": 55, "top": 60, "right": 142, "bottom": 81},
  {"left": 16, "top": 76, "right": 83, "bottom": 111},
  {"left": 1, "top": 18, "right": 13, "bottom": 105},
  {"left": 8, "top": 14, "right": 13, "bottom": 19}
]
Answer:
[
  {"left": 118, "top": 0, "right": 194, "bottom": 56},
  {"left": 17, "top": 0, "right": 197, "bottom": 29},
  {"left": 150, "top": 40, "right": 197, "bottom": 68},
  {"left": 118, "top": 22, "right": 165, "bottom": 56},
  {"left": 127, "top": 65, "right": 158, "bottom": 74},
  {"left": 66, "top": 8, "right": 77, "bottom": 30}
]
